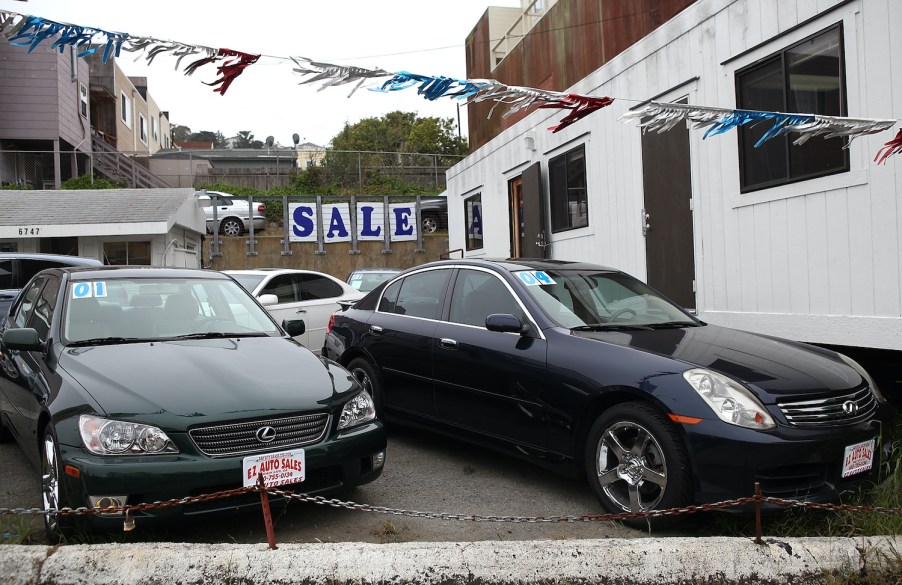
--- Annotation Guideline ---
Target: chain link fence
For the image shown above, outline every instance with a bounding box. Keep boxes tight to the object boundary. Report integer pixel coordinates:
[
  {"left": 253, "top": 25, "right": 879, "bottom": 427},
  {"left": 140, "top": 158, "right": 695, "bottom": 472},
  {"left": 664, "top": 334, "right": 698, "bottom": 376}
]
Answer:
[{"left": 0, "top": 150, "right": 93, "bottom": 189}]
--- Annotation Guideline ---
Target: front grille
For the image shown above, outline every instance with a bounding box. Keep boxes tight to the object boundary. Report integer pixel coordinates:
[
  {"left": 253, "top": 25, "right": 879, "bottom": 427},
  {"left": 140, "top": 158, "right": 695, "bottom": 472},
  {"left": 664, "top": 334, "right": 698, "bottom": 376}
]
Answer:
[
  {"left": 189, "top": 414, "right": 329, "bottom": 457},
  {"left": 777, "top": 386, "right": 877, "bottom": 427}
]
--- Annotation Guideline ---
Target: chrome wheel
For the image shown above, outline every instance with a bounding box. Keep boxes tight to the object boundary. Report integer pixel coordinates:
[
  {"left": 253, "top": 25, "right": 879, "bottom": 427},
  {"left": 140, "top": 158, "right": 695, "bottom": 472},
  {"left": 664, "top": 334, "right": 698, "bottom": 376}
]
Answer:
[
  {"left": 595, "top": 420, "right": 668, "bottom": 512},
  {"left": 422, "top": 216, "right": 439, "bottom": 234},
  {"left": 221, "top": 218, "right": 243, "bottom": 237},
  {"left": 41, "top": 431, "right": 62, "bottom": 537},
  {"left": 350, "top": 365, "right": 373, "bottom": 397},
  {"left": 347, "top": 358, "right": 384, "bottom": 416}
]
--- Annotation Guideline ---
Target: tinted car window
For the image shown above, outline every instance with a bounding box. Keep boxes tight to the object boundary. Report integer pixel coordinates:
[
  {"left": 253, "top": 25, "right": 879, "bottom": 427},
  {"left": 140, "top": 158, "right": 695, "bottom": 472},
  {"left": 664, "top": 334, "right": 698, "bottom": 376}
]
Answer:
[
  {"left": 449, "top": 269, "right": 524, "bottom": 327},
  {"left": 27, "top": 277, "right": 59, "bottom": 340},
  {"left": 260, "top": 274, "right": 298, "bottom": 303},
  {"left": 20, "top": 259, "right": 68, "bottom": 283},
  {"left": 14, "top": 276, "right": 45, "bottom": 328},
  {"left": 378, "top": 279, "right": 402, "bottom": 313},
  {"left": 393, "top": 270, "right": 448, "bottom": 319},
  {"left": 299, "top": 274, "right": 343, "bottom": 301},
  {"left": 0, "top": 259, "right": 12, "bottom": 289}
]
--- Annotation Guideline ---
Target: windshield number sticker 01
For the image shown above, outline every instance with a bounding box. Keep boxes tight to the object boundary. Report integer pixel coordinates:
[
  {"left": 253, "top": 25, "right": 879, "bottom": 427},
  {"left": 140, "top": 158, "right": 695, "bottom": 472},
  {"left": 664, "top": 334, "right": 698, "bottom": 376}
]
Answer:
[
  {"left": 841, "top": 439, "right": 875, "bottom": 478},
  {"left": 71, "top": 282, "right": 107, "bottom": 299},
  {"left": 516, "top": 271, "right": 556, "bottom": 286},
  {"left": 243, "top": 448, "right": 306, "bottom": 488}
]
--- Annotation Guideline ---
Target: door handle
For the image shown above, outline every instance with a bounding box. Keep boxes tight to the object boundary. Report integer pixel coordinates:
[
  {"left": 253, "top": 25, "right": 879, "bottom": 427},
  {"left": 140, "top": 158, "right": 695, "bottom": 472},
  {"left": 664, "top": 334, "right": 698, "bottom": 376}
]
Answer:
[
  {"left": 438, "top": 338, "right": 458, "bottom": 349},
  {"left": 296, "top": 308, "right": 307, "bottom": 314},
  {"left": 369, "top": 325, "right": 383, "bottom": 334},
  {"left": 641, "top": 208, "right": 651, "bottom": 236}
]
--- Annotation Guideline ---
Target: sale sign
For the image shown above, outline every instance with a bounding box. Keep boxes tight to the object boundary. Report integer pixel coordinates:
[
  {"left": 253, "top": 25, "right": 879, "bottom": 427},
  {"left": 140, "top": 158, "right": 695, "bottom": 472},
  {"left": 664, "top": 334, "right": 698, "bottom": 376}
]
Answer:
[{"left": 242, "top": 448, "right": 306, "bottom": 488}]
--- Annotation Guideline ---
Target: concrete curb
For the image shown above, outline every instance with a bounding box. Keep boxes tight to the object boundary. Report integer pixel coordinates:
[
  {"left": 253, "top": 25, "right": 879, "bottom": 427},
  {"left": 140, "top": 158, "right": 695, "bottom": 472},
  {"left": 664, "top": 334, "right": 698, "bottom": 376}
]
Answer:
[{"left": 2, "top": 536, "right": 901, "bottom": 584}]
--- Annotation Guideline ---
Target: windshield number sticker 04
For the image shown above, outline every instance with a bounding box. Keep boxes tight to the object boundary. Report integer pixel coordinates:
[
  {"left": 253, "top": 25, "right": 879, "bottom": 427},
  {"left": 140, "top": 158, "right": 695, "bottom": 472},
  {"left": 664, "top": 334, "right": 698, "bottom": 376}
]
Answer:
[
  {"left": 243, "top": 448, "right": 305, "bottom": 488},
  {"left": 516, "top": 271, "right": 556, "bottom": 286},
  {"left": 841, "top": 439, "right": 875, "bottom": 478}
]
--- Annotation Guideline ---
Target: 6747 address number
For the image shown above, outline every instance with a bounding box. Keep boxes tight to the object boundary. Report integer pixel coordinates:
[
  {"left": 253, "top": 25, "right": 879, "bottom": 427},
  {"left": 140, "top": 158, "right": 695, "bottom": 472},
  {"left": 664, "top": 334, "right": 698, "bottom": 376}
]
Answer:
[{"left": 18, "top": 227, "right": 40, "bottom": 236}]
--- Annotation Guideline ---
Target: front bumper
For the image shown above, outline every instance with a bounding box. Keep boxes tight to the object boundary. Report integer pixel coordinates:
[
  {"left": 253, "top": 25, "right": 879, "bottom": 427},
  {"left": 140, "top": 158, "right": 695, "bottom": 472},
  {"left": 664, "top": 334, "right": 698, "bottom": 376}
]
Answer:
[
  {"left": 685, "top": 408, "right": 894, "bottom": 507},
  {"left": 57, "top": 420, "right": 385, "bottom": 524}
]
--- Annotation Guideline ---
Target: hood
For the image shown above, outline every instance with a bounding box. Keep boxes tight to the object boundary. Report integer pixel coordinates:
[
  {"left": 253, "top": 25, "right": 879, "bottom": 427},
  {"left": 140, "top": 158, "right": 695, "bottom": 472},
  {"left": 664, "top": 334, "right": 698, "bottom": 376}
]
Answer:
[
  {"left": 571, "top": 323, "right": 861, "bottom": 398},
  {"left": 58, "top": 337, "right": 356, "bottom": 429}
]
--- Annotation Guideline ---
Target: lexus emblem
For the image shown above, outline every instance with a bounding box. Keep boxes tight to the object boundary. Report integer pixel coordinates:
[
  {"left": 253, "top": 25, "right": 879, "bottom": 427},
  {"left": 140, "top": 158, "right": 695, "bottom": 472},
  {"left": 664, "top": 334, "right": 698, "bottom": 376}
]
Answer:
[
  {"left": 842, "top": 401, "right": 858, "bottom": 416},
  {"left": 255, "top": 426, "right": 277, "bottom": 443}
]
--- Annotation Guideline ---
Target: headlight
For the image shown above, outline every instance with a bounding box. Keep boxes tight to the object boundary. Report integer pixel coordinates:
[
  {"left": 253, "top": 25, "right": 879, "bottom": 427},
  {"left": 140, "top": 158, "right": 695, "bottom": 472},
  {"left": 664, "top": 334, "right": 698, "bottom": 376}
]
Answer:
[
  {"left": 837, "top": 353, "right": 886, "bottom": 404},
  {"left": 79, "top": 415, "right": 179, "bottom": 455},
  {"left": 337, "top": 392, "right": 376, "bottom": 430},
  {"left": 682, "top": 369, "right": 775, "bottom": 430}
]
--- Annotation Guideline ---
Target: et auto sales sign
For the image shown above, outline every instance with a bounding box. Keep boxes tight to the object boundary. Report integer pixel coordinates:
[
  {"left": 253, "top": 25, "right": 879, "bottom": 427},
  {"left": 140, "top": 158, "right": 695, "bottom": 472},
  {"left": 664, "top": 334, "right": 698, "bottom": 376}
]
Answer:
[{"left": 242, "top": 448, "right": 305, "bottom": 488}]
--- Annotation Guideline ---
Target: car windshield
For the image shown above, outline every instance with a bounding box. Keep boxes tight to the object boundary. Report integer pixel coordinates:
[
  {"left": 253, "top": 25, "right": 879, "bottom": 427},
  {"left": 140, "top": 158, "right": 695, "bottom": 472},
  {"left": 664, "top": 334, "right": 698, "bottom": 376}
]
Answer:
[
  {"left": 63, "top": 276, "right": 281, "bottom": 343},
  {"left": 516, "top": 269, "right": 696, "bottom": 329},
  {"left": 227, "top": 273, "right": 267, "bottom": 292},
  {"left": 349, "top": 271, "right": 399, "bottom": 292}
]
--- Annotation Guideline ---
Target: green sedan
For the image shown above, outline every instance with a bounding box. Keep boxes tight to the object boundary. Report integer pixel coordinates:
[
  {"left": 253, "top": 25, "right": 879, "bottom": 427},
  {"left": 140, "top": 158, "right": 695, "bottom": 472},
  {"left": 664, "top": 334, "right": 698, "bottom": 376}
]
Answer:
[{"left": 0, "top": 266, "right": 386, "bottom": 541}]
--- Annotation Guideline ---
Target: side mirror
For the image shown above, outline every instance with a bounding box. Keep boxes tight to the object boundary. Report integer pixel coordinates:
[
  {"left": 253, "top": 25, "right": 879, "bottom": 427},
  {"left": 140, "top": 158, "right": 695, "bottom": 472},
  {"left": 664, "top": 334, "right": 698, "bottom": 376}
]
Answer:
[
  {"left": 485, "top": 314, "right": 528, "bottom": 335},
  {"left": 283, "top": 319, "right": 305, "bottom": 337},
  {"left": 2, "top": 328, "right": 43, "bottom": 351},
  {"left": 258, "top": 294, "right": 279, "bottom": 306}
]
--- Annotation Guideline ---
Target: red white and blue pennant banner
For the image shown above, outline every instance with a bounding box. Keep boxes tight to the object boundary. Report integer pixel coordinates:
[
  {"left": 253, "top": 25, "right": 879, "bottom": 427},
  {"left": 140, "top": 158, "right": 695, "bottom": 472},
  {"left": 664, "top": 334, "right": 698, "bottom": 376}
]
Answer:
[{"left": 1, "top": 8, "right": 900, "bottom": 162}]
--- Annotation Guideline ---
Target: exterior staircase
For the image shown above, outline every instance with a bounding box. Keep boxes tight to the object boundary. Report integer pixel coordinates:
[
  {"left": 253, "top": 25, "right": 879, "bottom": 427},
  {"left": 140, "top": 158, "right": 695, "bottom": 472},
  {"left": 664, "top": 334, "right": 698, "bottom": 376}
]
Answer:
[{"left": 91, "top": 135, "right": 170, "bottom": 188}]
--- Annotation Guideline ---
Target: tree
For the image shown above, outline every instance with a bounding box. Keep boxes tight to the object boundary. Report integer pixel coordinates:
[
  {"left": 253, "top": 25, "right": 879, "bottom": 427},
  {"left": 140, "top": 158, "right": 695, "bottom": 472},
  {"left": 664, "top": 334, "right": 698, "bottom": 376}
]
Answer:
[
  {"left": 233, "top": 130, "right": 263, "bottom": 149},
  {"left": 171, "top": 124, "right": 191, "bottom": 143},
  {"left": 187, "top": 130, "right": 226, "bottom": 148},
  {"left": 329, "top": 111, "right": 468, "bottom": 158}
]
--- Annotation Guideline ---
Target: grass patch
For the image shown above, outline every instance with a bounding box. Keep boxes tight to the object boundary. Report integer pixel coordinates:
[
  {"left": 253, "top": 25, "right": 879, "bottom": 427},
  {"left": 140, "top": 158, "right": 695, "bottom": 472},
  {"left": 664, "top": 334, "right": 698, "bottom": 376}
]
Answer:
[{"left": 0, "top": 514, "right": 42, "bottom": 545}]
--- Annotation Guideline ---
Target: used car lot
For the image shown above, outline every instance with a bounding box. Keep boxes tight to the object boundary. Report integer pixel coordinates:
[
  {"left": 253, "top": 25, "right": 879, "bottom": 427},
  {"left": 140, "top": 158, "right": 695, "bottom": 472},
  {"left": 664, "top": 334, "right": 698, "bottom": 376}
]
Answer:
[
  {"left": 225, "top": 268, "right": 364, "bottom": 354},
  {"left": 0, "top": 266, "right": 385, "bottom": 541},
  {"left": 324, "top": 258, "right": 895, "bottom": 526},
  {"left": 196, "top": 190, "right": 268, "bottom": 236}
]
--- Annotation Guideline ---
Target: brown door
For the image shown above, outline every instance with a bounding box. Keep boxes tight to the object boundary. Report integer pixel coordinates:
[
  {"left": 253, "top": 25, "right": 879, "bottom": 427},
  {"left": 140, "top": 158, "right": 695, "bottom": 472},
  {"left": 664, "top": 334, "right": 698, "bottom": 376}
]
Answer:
[
  {"left": 641, "top": 100, "right": 696, "bottom": 310},
  {"left": 513, "top": 162, "right": 548, "bottom": 259}
]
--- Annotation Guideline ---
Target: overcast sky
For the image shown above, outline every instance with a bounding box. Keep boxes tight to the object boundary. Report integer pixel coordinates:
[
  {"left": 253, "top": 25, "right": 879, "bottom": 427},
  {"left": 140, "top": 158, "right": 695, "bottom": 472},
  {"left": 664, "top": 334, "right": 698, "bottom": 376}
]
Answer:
[{"left": 0, "top": 0, "right": 521, "bottom": 146}]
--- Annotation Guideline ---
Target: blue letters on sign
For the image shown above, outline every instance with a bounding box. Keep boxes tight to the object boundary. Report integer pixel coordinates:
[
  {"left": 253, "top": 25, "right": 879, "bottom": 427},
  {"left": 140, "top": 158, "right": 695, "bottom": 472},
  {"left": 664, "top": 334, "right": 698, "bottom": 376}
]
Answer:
[
  {"left": 359, "top": 205, "right": 381, "bottom": 237},
  {"left": 72, "top": 282, "right": 92, "bottom": 298},
  {"left": 517, "top": 272, "right": 538, "bottom": 286},
  {"left": 93, "top": 281, "right": 107, "bottom": 297},
  {"left": 292, "top": 206, "right": 315, "bottom": 237},
  {"left": 393, "top": 207, "right": 413, "bottom": 236},
  {"left": 326, "top": 207, "right": 349, "bottom": 239}
]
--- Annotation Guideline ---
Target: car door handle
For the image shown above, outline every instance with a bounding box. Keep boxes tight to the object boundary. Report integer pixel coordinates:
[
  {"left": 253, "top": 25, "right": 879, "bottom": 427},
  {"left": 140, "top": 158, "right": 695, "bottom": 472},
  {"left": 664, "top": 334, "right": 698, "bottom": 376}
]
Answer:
[
  {"left": 296, "top": 308, "right": 307, "bottom": 314},
  {"left": 369, "top": 325, "right": 383, "bottom": 334},
  {"left": 438, "top": 338, "right": 458, "bottom": 349}
]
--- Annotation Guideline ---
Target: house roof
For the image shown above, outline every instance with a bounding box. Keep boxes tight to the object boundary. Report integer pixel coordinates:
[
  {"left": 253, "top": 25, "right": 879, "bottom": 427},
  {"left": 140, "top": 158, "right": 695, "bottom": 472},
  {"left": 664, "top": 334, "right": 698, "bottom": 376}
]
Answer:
[
  {"left": 0, "top": 188, "right": 196, "bottom": 227},
  {"left": 175, "top": 141, "right": 214, "bottom": 149}
]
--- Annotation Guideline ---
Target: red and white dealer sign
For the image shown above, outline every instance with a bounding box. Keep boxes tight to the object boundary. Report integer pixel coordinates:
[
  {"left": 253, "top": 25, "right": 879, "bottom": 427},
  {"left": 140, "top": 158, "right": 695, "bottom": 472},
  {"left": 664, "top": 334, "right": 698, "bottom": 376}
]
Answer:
[
  {"left": 242, "top": 448, "right": 306, "bottom": 488},
  {"left": 841, "top": 439, "right": 874, "bottom": 479}
]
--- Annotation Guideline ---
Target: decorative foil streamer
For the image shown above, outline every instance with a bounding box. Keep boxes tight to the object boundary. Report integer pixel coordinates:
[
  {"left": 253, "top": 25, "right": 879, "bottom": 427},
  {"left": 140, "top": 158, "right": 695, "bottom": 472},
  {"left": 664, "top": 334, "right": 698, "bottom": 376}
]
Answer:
[
  {"left": 376, "top": 72, "right": 482, "bottom": 101},
  {"left": 202, "top": 49, "right": 260, "bottom": 95},
  {"left": 292, "top": 57, "right": 391, "bottom": 97},
  {"left": 622, "top": 101, "right": 897, "bottom": 149},
  {"left": 875, "top": 128, "right": 902, "bottom": 165},
  {"left": 5, "top": 13, "right": 126, "bottom": 62},
  {"left": 124, "top": 37, "right": 211, "bottom": 70},
  {"left": 541, "top": 94, "right": 614, "bottom": 133},
  {"left": 0, "top": 10, "right": 27, "bottom": 38}
]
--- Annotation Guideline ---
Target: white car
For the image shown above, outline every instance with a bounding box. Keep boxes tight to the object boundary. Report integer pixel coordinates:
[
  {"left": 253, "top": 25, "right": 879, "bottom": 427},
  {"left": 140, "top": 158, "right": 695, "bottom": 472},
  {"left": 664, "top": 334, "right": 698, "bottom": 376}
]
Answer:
[
  {"left": 196, "top": 190, "right": 268, "bottom": 236},
  {"left": 223, "top": 268, "right": 364, "bottom": 354}
]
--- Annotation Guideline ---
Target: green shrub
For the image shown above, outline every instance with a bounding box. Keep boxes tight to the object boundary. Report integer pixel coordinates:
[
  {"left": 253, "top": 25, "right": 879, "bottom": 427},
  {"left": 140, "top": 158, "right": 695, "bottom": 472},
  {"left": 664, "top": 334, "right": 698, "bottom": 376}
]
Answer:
[{"left": 61, "top": 174, "right": 127, "bottom": 189}]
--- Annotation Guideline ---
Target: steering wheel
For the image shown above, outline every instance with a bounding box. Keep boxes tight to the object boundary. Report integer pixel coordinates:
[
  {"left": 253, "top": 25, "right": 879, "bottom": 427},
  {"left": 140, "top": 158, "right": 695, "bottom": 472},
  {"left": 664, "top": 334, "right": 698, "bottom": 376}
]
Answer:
[{"left": 608, "top": 308, "right": 637, "bottom": 322}]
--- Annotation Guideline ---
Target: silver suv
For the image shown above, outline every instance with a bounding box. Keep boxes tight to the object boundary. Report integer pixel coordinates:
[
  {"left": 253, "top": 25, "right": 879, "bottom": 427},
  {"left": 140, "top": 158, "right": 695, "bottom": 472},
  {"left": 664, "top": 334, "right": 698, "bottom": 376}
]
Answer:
[
  {"left": 197, "top": 190, "right": 268, "bottom": 237},
  {"left": 0, "top": 252, "right": 102, "bottom": 316}
]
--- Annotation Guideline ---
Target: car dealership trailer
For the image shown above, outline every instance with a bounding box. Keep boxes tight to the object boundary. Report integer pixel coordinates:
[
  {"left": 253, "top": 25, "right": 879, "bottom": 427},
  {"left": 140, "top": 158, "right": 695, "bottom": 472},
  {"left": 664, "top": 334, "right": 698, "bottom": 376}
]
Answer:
[{"left": 446, "top": 0, "right": 901, "bottom": 352}]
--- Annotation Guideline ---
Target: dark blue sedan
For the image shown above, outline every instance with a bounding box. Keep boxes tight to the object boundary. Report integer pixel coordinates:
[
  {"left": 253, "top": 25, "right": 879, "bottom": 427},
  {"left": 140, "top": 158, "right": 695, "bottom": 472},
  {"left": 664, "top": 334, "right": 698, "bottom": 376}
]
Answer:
[{"left": 323, "top": 258, "right": 894, "bottom": 526}]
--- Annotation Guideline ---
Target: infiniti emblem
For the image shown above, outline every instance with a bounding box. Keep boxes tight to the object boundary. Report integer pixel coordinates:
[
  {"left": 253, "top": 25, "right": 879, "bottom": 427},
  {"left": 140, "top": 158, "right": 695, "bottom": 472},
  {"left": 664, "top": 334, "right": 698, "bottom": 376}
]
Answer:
[
  {"left": 256, "top": 426, "right": 277, "bottom": 443},
  {"left": 842, "top": 401, "right": 858, "bottom": 416}
]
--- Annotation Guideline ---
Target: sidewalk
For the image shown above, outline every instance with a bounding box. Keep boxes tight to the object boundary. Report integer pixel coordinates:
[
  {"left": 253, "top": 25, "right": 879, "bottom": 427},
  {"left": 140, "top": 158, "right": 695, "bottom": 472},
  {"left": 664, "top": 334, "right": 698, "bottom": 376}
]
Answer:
[{"left": 3, "top": 535, "right": 901, "bottom": 584}]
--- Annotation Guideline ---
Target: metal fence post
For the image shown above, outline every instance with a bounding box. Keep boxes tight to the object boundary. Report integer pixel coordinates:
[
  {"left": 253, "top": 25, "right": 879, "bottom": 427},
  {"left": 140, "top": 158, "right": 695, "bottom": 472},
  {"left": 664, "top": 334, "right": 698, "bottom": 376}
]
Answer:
[
  {"left": 315, "top": 195, "right": 326, "bottom": 255},
  {"left": 281, "top": 195, "right": 292, "bottom": 256},
  {"left": 382, "top": 196, "right": 392, "bottom": 254},
  {"left": 349, "top": 195, "right": 360, "bottom": 255}
]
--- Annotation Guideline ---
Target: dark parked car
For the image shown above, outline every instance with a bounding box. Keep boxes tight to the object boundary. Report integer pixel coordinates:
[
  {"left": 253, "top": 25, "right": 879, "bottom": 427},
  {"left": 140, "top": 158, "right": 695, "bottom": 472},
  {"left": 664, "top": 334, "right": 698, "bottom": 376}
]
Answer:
[
  {"left": 419, "top": 196, "right": 447, "bottom": 234},
  {"left": 0, "top": 266, "right": 385, "bottom": 540},
  {"left": 324, "top": 258, "right": 894, "bottom": 526},
  {"left": 0, "top": 253, "right": 102, "bottom": 317}
]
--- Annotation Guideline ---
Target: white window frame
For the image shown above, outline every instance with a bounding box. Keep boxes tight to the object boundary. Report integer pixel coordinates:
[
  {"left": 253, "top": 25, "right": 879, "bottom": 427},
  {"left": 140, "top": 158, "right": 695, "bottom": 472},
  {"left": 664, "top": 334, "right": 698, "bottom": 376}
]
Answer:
[
  {"left": 120, "top": 91, "right": 132, "bottom": 129},
  {"left": 79, "top": 83, "right": 88, "bottom": 118}
]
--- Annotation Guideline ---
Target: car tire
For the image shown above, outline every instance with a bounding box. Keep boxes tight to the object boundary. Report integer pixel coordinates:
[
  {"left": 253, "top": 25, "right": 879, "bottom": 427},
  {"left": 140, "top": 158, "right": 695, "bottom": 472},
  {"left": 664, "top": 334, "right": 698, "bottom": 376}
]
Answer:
[
  {"left": 422, "top": 214, "right": 439, "bottom": 234},
  {"left": 347, "top": 358, "right": 385, "bottom": 418},
  {"left": 585, "top": 401, "right": 692, "bottom": 530},
  {"left": 41, "top": 426, "right": 75, "bottom": 543},
  {"left": 220, "top": 217, "right": 244, "bottom": 237},
  {"left": 0, "top": 417, "right": 13, "bottom": 442}
]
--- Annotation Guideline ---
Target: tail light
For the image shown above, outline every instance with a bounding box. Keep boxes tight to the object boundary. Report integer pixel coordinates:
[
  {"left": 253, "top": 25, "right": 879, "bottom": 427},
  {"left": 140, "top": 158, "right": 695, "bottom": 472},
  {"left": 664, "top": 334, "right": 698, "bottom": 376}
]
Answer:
[
  {"left": 256, "top": 203, "right": 265, "bottom": 213},
  {"left": 326, "top": 312, "right": 335, "bottom": 334}
]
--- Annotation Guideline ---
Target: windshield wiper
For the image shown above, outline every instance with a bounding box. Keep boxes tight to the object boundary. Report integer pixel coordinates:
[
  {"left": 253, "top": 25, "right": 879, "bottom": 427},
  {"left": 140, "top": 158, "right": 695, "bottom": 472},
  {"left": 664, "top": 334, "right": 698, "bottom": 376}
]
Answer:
[
  {"left": 645, "top": 321, "right": 701, "bottom": 329},
  {"left": 570, "top": 324, "right": 653, "bottom": 332},
  {"left": 169, "top": 332, "right": 268, "bottom": 340},
  {"left": 68, "top": 337, "right": 149, "bottom": 347}
]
